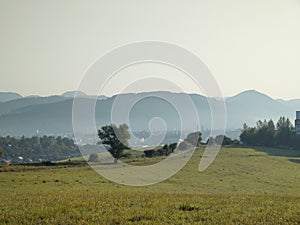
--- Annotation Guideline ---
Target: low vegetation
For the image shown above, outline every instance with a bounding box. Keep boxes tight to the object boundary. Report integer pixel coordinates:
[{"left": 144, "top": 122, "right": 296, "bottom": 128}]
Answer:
[
  {"left": 0, "top": 146, "right": 299, "bottom": 224},
  {"left": 143, "top": 143, "right": 177, "bottom": 157}
]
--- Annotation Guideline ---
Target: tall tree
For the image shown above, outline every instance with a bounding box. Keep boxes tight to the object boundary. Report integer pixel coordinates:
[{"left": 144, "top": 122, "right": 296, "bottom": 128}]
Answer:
[
  {"left": 256, "top": 119, "right": 276, "bottom": 146},
  {"left": 276, "top": 117, "right": 293, "bottom": 146},
  {"left": 266, "top": 119, "right": 276, "bottom": 146},
  {"left": 240, "top": 123, "right": 257, "bottom": 145},
  {"left": 98, "top": 124, "right": 130, "bottom": 163}
]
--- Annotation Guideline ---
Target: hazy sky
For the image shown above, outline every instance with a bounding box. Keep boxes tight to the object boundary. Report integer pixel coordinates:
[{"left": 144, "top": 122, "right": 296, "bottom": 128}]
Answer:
[{"left": 0, "top": 0, "right": 300, "bottom": 99}]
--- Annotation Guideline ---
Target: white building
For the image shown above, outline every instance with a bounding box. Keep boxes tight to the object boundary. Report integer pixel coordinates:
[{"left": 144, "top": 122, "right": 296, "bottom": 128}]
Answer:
[{"left": 296, "top": 111, "right": 300, "bottom": 135}]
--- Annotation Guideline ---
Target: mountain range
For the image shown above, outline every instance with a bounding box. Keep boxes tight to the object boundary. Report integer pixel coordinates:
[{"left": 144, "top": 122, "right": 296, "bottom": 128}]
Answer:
[
  {"left": 0, "top": 92, "right": 23, "bottom": 102},
  {"left": 0, "top": 90, "right": 299, "bottom": 140}
]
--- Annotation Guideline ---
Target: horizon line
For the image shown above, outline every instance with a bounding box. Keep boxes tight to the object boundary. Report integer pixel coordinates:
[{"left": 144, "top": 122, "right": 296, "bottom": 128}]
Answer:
[{"left": 0, "top": 89, "right": 299, "bottom": 101}]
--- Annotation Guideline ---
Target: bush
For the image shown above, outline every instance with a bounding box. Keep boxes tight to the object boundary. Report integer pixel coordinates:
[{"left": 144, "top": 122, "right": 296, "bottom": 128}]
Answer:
[
  {"left": 121, "top": 152, "right": 132, "bottom": 158},
  {"left": 144, "top": 149, "right": 156, "bottom": 158},
  {"left": 88, "top": 153, "right": 99, "bottom": 162},
  {"left": 185, "top": 132, "right": 202, "bottom": 146},
  {"left": 214, "top": 135, "right": 236, "bottom": 146},
  {"left": 177, "top": 141, "right": 192, "bottom": 150}
]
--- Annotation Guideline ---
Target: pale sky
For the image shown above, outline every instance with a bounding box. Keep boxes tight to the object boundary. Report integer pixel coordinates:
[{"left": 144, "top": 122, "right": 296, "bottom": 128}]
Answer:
[{"left": 0, "top": 0, "right": 300, "bottom": 99}]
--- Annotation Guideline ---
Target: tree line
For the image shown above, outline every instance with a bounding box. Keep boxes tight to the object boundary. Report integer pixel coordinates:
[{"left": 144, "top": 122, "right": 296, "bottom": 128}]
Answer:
[
  {"left": 3, "top": 116, "right": 298, "bottom": 164},
  {"left": 240, "top": 117, "right": 300, "bottom": 149},
  {"left": 0, "top": 135, "right": 80, "bottom": 164}
]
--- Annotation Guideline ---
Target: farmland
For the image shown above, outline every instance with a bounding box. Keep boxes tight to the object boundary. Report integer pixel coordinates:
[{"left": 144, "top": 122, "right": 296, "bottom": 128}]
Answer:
[{"left": 0, "top": 146, "right": 300, "bottom": 224}]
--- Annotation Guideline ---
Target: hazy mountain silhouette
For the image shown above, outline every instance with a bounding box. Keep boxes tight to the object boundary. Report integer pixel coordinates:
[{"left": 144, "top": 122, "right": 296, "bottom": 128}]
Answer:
[
  {"left": 0, "top": 90, "right": 299, "bottom": 139},
  {"left": 225, "top": 90, "right": 294, "bottom": 128},
  {"left": 0, "top": 92, "right": 22, "bottom": 102},
  {"left": 277, "top": 98, "right": 300, "bottom": 109},
  {"left": 0, "top": 91, "right": 107, "bottom": 116},
  {"left": 62, "top": 90, "right": 106, "bottom": 100},
  {"left": 0, "top": 95, "right": 69, "bottom": 116},
  {"left": 62, "top": 90, "right": 88, "bottom": 98}
]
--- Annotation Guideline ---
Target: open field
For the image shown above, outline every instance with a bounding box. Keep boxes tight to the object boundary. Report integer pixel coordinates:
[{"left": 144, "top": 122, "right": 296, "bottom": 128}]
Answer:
[{"left": 0, "top": 146, "right": 300, "bottom": 224}]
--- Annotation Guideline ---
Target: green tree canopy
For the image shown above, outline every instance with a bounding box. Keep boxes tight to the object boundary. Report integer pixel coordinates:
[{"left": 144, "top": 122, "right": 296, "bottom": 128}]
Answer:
[
  {"left": 0, "top": 136, "right": 79, "bottom": 163},
  {"left": 98, "top": 124, "right": 130, "bottom": 162},
  {"left": 276, "top": 117, "right": 293, "bottom": 146},
  {"left": 239, "top": 117, "right": 300, "bottom": 149}
]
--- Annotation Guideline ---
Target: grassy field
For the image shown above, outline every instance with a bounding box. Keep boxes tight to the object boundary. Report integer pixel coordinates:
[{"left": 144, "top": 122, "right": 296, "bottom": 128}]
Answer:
[{"left": 0, "top": 146, "right": 299, "bottom": 224}]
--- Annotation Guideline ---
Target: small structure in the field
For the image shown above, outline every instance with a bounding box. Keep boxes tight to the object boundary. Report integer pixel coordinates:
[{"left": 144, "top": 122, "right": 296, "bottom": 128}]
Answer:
[{"left": 295, "top": 111, "right": 300, "bottom": 135}]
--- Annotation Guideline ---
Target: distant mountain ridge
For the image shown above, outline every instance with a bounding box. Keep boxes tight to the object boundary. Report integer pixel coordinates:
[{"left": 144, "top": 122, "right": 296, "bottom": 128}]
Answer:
[
  {"left": 0, "top": 92, "right": 22, "bottom": 102},
  {"left": 0, "top": 90, "right": 299, "bottom": 139},
  {"left": 0, "top": 95, "right": 68, "bottom": 116},
  {"left": 62, "top": 91, "right": 88, "bottom": 98}
]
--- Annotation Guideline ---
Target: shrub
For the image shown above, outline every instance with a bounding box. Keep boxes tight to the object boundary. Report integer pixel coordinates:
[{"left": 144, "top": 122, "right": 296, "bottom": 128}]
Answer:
[
  {"left": 144, "top": 149, "right": 156, "bottom": 158},
  {"left": 177, "top": 141, "right": 192, "bottom": 150},
  {"left": 88, "top": 153, "right": 99, "bottom": 162}
]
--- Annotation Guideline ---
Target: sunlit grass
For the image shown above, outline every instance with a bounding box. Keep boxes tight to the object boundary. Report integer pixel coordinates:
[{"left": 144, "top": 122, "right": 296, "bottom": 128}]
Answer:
[{"left": 0, "top": 146, "right": 299, "bottom": 224}]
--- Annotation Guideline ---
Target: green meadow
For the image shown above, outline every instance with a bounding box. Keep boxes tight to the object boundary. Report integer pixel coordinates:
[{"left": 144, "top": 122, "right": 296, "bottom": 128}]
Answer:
[{"left": 1, "top": 146, "right": 300, "bottom": 224}]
